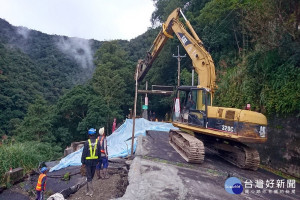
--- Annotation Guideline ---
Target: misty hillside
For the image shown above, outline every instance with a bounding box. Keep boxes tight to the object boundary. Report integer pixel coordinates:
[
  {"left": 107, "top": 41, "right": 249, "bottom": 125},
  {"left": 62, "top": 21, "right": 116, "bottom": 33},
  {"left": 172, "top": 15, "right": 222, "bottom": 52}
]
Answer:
[{"left": 0, "top": 18, "right": 101, "bottom": 135}]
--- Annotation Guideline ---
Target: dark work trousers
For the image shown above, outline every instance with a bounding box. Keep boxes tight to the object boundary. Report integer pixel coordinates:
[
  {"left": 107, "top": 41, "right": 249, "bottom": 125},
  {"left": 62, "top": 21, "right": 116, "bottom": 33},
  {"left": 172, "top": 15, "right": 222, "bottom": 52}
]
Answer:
[
  {"left": 36, "top": 191, "right": 43, "bottom": 200},
  {"left": 97, "top": 156, "right": 109, "bottom": 169},
  {"left": 86, "top": 165, "right": 96, "bottom": 182}
]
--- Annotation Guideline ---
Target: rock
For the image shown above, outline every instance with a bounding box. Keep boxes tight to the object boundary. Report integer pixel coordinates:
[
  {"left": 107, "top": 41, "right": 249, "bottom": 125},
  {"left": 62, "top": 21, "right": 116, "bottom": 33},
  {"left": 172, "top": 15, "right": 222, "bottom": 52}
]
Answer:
[
  {"left": 47, "top": 193, "right": 65, "bottom": 200},
  {"left": 63, "top": 147, "right": 73, "bottom": 157}
]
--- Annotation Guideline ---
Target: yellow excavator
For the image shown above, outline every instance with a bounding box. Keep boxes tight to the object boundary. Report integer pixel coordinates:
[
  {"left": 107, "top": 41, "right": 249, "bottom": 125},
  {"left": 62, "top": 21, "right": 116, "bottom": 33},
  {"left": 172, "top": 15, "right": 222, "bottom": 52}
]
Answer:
[{"left": 136, "top": 8, "right": 267, "bottom": 170}]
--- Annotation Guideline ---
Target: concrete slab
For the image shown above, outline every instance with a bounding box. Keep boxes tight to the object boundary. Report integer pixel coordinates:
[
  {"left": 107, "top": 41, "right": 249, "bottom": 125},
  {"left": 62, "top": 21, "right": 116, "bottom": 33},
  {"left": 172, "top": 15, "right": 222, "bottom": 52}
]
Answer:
[
  {"left": 3, "top": 167, "right": 24, "bottom": 185},
  {"left": 120, "top": 131, "right": 300, "bottom": 200}
]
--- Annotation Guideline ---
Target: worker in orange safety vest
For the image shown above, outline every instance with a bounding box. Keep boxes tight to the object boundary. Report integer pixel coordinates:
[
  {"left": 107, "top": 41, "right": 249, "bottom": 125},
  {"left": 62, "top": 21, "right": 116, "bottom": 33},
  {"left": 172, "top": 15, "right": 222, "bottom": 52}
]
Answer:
[{"left": 35, "top": 167, "right": 48, "bottom": 200}]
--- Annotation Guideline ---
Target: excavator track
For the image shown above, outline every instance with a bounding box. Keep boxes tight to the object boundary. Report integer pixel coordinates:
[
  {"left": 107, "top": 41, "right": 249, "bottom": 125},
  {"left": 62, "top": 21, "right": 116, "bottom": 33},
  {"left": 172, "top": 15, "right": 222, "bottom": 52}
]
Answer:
[
  {"left": 206, "top": 142, "right": 260, "bottom": 171},
  {"left": 169, "top": 129, "right": 205, "bottom": 163}
]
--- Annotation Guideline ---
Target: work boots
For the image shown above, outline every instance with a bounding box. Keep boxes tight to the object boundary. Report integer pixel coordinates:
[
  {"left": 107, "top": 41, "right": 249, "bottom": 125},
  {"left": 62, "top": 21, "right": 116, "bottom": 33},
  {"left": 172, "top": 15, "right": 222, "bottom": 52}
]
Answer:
[
  {"left": 89, "top": 181, "right": 94, "bottom": 197},
  {"left": 100, "top": 170, "right": 104, "bottom": 179},
  {"left": 104, "top": 168, "right": 109, "bottom": 179},
  {"left": 85, "top": 181, "right": 90, "bottom": 196},
  {"left": 96, "top": 169, "right": 101, "bottom": 179},
  {"left": 85, "top": 181, "right": 94, "bottom": 197}
]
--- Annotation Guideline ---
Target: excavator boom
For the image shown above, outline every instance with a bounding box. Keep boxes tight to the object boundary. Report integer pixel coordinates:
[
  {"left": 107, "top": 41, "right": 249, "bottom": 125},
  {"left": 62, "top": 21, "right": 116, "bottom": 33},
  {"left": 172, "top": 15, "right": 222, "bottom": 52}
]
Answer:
[{"left": 136, "top": 8, "right": 216, "bottom": 100}]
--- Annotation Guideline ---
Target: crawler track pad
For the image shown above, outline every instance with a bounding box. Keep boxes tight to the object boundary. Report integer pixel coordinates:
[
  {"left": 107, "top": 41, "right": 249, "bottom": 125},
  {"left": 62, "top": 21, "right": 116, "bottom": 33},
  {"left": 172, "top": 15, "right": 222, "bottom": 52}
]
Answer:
[
  {"left": 169, "top": 130, "right": 205, "bottom": 163},
  {"left": 206, "top": 142, "right": 260, "bottom": 171}
]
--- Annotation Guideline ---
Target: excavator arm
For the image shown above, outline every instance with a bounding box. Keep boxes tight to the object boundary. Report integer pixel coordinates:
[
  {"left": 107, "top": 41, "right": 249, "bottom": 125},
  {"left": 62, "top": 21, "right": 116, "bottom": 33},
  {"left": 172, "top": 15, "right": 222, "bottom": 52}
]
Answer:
[{"left": 136, "top": 8, "right": 217, "bottom": 100}]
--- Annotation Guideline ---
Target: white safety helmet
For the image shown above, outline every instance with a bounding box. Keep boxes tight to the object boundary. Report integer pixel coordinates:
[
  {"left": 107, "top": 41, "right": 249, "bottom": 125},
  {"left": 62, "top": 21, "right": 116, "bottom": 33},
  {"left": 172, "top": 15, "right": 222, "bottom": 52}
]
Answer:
[{"left": 99, "top": 127, "right": 104, "bottom": 135}]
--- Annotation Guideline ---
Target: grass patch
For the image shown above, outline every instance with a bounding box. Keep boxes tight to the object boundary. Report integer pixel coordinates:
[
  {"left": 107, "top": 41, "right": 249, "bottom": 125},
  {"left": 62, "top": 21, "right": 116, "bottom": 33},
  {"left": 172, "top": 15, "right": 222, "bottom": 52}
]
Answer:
[
  {"left": 260, "top": 164, "right": 300, "bottom": 183},
  {"left": 0, "top": 141, "right": 62, "bottom": 185}
]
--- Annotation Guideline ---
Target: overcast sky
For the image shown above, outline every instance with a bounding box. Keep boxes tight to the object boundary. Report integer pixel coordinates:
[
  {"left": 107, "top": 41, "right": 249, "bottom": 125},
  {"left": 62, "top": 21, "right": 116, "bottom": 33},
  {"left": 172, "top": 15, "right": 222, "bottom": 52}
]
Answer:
[{"left": 0, "top": 0, "right": 156, "bottom": 41}]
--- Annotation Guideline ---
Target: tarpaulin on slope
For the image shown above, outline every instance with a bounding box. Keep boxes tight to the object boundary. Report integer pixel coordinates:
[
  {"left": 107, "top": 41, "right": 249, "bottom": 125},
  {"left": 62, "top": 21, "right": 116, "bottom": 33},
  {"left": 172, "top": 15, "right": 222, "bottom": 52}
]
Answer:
[{"left": 50, "top": 118, "right": 178, "bottom": 172}]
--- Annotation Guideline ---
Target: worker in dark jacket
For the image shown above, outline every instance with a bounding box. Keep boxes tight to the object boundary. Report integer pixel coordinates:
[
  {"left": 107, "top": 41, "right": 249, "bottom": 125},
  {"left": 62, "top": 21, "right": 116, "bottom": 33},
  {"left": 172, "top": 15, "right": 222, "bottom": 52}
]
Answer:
[
  {"left": 35, "top": 167, "right": 48, "bottom": 200},
  {"left": 81, "top": 128, "right": 101, "bottom": 197}
]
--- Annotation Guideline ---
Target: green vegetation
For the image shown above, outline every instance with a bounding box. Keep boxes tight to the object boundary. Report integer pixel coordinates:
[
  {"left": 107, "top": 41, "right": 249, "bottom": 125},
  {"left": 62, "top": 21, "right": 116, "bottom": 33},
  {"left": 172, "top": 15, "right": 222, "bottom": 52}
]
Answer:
[
  {"left": 0, "top": 19, "right": 101, "bottom": 136},
  {"left": 260, "top": 165, "right": 300, "bottom": 183},
  {"left": 0, "top": 141, "right": 61, "bottom": 182},
  {"left": 62, "top": 172, "right": 70, "bottom": 181}
]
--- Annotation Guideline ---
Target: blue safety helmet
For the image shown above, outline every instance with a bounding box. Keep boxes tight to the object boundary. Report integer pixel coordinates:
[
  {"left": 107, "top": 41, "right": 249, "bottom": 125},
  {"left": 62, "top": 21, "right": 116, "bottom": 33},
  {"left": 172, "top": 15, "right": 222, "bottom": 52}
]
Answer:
[
  {"left": 41, "top": 167, "right": 48, "bottom": 173},
  {"left": 88, "top": 128, "right": 96, "bottom": 135}
]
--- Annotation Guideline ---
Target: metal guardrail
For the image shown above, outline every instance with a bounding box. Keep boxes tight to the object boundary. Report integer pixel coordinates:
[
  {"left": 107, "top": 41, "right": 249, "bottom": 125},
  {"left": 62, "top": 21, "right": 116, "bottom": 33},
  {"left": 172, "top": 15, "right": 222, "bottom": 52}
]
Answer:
[
  {"left": 137, "top": 85, "right": 174, "bottom": 95},
  {"left": 152, "top": 85, "right": 174, "bottom": 91}
]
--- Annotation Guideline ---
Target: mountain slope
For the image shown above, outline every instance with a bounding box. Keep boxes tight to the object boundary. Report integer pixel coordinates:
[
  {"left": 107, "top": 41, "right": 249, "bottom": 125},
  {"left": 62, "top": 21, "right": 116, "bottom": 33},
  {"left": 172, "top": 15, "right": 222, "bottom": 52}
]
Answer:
[{"left": 0, "top": 18, "right": 101, "bottom": 135}]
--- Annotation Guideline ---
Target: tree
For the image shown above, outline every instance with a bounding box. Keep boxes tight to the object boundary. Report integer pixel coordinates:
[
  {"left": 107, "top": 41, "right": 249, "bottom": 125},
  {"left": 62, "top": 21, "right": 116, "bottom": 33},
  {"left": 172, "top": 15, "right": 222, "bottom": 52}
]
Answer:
[
  {"left": 151, "top": 0, "right": 190, "bottom": 25},
  {"left": 77, "top": 96, "right": 108, "bottom": 135},
  {"left": 54, "top": 85, "right": 92, "bottom": 142},
  {"left": 16, "top": 97, "right": 54, "bottom": 142},
  {"left": 92, "top": 61, "right": 127, "bottom": 134},
  {"left": 242, "top": 0, "right": 300, "bottom": 51},
  {"left": 93, "top": 41, "right": 135, "bottom": 133}
]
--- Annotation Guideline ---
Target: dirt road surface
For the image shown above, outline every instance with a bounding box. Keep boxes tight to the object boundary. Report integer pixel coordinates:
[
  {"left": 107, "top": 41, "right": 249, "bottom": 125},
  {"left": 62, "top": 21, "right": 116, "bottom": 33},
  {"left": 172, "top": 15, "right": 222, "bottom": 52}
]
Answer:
[{"left": 68, "top": 168, "right": 128, "bottom": 200}]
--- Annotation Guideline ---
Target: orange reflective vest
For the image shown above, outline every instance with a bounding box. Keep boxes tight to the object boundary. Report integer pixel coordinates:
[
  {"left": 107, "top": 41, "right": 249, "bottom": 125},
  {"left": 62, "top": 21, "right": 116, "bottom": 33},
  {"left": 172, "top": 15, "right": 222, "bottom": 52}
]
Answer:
[
  {"left": 86, "top": 139, "right": 99, "bottom": 159},
  {"left": 36, "top": 174, "right": 46, "bottom": 191},
  {"left": 98, "top": 136, "right": 105, "bottom": 153}
]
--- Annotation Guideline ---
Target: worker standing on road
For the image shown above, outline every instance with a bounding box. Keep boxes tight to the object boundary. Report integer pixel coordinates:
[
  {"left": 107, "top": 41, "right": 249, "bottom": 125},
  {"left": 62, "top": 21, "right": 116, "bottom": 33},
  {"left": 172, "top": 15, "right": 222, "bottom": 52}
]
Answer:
[
  {"left": 81, "top": 128, "right": 101, "bottom": 197},
  {"left": 35, "top": 167, "right": 48, "bottom": 200},
  {"left": 96, "top": 127, "right": 109, "bottom": 179}
]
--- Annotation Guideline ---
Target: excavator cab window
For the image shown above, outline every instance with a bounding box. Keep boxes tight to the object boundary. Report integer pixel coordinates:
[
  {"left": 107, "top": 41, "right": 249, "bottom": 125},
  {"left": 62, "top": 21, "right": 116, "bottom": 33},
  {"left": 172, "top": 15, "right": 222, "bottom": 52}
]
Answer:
[
  {"left": 181, "top": 91, "right": 196, "bottom": 122},
  {"left": 206, "top": 92, "right": 211, "bottom": 106},
  {"left": 187, "top": 88, "right": 209, "bottom": 127},
  {"left": 172, "top": 87, "right": 196, "bottom": 123},
  {"left": 172, "top": 87, "right": 208, "bottom": 126},
  {"left": 191, "top": 89, "right": 207, "bottom": 110},
  {"left": 186, "top": 92, "right": 196, "bottom": 110}
]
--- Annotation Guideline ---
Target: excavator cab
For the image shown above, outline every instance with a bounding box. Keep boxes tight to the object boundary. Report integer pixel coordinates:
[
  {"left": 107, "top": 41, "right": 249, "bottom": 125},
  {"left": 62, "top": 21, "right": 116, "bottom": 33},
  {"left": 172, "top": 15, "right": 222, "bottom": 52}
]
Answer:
[{"left": 173, "top": 86, "right": 211, "bottom": 128}]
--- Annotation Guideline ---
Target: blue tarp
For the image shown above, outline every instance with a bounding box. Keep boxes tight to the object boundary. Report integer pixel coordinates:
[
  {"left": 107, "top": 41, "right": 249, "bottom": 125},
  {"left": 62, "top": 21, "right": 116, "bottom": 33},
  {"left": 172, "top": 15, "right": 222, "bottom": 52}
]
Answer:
[{"left": 50, "top": 118, "right": 178, "bottom": 172}]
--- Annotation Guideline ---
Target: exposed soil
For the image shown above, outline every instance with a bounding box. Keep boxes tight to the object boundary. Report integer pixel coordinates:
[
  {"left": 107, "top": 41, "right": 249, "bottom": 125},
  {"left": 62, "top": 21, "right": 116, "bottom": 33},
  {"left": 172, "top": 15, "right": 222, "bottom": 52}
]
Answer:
[{"left": 68, "top": 168, "right": 128, "bottom": 200}]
